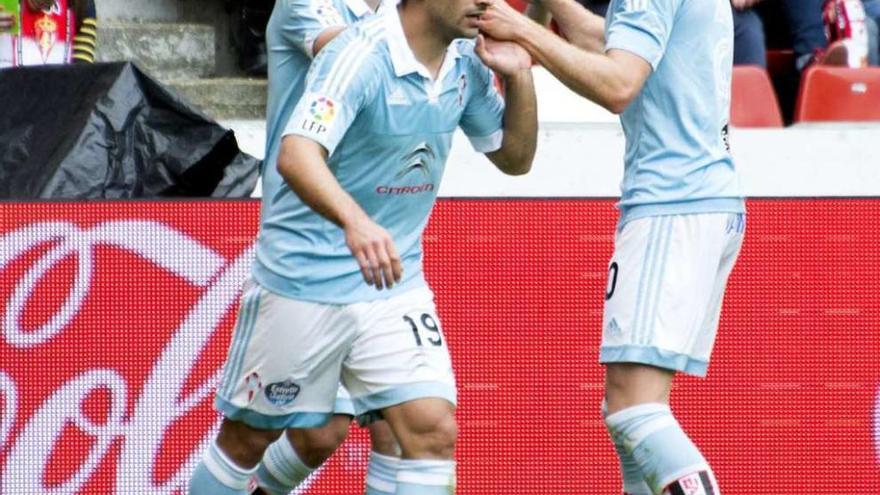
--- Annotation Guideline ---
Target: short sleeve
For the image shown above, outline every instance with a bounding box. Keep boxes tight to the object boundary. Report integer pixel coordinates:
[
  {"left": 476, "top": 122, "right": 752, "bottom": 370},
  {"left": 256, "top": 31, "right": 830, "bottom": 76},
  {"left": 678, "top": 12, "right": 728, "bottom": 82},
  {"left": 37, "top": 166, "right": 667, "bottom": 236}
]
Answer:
[
  {"left": 605, "top": 0, "right": 682, "bottom": 70},
  {"left": 282, "top": 30, "right": 380, "bottom": 156},
  {"left": 276, "top": 0, "right": 348, "bottom": 58},
  {"left": 459, "top": 53, "right": 505, "bottom": 153}
]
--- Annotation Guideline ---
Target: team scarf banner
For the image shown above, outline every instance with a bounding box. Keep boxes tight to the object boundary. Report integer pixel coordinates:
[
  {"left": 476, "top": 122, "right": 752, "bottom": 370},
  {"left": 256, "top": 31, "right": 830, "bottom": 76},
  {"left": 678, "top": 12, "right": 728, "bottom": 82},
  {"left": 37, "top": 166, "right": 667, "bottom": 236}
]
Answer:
[
  {"left": 0, "top": 0, "right": 73, "bottom": 68},
  {"left": 0, "top": 200, "right": 878, "bottom": 494}
]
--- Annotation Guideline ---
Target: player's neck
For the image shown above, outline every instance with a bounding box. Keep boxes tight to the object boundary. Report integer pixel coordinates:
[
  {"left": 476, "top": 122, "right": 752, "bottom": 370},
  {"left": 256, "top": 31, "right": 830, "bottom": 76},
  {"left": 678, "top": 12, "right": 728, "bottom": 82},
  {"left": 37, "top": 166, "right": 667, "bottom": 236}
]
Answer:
[
  {"left": 365, "top": 0, "right": 381, "bottom": 12},
  {"left": 399, "top": 4, "right": 452, "bottom": 80}
]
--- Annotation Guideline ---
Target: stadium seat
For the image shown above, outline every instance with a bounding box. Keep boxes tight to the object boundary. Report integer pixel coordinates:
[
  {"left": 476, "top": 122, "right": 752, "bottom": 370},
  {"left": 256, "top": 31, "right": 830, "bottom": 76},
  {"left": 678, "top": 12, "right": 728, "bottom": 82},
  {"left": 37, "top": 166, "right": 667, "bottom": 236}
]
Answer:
[
  {"left": 794, "top": 66, "right": 880, "bottom": 122},
  {"left": 730, "top": 65, "right": 784, "bottom": 128}
]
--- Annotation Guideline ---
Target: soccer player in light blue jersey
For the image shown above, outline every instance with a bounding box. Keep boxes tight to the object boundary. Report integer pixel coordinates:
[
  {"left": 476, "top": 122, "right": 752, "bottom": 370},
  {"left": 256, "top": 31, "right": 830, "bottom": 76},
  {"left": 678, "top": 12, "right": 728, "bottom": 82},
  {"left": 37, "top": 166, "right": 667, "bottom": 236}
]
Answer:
[
  {"left": 189, "top": 0, "right": 538, "bottom": 494},
  {"left": 479, "top": 1, "right": 745, "bottom": 494},
  {"left": 249, "top": 1, "right": 403, "bottom": 494}
]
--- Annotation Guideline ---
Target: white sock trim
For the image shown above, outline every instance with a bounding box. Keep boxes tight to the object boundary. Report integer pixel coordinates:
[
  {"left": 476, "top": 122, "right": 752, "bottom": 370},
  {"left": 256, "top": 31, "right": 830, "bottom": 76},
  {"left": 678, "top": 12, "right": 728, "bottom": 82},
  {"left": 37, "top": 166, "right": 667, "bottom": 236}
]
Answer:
[
  {"left": 370, "top": 451, "right": 400, "bottom": 466},
  {"left": 204, "top": 441, "right": 257, "bottom": 490},
  {"left": 604, "top": 402, "right": 670, "bottom": 425},
  {"left": 397, "top": 471, "right": 454, "bottom": 486},
  {"left": 264, "top": 434, "right": 312, "bottom": 487},
  {"left": 366, "top": 474, "right": 398, "bottom": 493}
]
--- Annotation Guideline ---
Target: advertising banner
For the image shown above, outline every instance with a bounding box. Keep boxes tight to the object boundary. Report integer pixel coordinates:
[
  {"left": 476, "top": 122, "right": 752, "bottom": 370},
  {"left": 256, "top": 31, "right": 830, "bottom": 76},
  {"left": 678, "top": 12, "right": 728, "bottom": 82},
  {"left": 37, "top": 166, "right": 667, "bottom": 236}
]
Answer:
[{"left": 1, "top": 200, "right": 878, "bottom": 494}]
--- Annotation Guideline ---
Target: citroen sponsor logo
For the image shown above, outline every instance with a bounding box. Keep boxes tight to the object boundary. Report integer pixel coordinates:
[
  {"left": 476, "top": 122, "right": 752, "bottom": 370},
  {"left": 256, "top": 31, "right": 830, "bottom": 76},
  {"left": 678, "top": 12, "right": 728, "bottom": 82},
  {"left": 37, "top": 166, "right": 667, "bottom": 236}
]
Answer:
[
  {"left": 377, "top": 142, "right": 436, "bottom": 195},
  {"left": 395, "top": 142, "right": 435, "bottom": 180}
]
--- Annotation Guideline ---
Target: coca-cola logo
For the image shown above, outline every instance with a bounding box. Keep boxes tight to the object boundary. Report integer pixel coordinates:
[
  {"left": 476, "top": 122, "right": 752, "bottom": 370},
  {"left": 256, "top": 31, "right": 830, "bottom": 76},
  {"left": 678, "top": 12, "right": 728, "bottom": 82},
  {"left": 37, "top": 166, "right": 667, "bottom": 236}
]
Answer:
[{"left": 0, "top": 219, "right": 253, "bottom": 493}]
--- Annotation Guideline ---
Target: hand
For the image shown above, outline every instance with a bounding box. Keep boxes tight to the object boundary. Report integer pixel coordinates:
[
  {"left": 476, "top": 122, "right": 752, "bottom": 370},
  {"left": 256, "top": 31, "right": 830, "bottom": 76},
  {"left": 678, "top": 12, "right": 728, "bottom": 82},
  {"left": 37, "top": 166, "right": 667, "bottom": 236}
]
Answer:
[
  {"left": 475, "top": 35, "right": 532, "bottom": 77},
  {"left": 730, "top": 0, "right": 762, "bottom": 10},
  {"left": 344, "top": 215, "right": 403, "bottom": 290},
  {"left": 477, "top": 0, "right": 533, "bottom": 43},
  {"left": 0, "top": 11, "right": 13, "bottom": 33}
]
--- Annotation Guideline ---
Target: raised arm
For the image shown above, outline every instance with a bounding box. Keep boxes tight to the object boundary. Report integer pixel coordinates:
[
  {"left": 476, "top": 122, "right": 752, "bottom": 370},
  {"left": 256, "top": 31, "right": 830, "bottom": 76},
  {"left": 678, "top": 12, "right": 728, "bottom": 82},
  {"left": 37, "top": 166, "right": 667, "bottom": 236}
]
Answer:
[
  {"left": 478, "top": 0, "right": 651, "bottom": 114},
  {"left": 474, "top": 36, "right": 538, "bottom": 175},
  {"left": 535, "top": 0, "right": 606, "bottom": 54}
]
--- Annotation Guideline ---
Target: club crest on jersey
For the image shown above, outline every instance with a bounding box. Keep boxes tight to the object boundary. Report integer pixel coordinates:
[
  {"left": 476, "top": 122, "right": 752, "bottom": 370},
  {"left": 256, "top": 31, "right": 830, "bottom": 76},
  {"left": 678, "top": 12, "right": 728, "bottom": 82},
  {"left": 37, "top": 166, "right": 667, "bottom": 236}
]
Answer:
[
  {"left": 313, "top": 0, "right": 343, "bottom": 25},
  {"left": 457, "top": 74, "right": 467, "bottom": 107},
  {"left": 264, "top": 379, "right": 301, "bottom": 406}
]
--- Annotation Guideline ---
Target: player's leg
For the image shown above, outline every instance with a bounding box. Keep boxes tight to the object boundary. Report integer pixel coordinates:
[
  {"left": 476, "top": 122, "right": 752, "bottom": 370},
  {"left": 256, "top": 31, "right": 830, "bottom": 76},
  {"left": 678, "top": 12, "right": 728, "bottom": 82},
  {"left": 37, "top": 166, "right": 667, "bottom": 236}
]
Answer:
[
  {"left": 344, "top": 287, "right": 458, "bottom": 494},
  {"left": 190, "top": 280, "right": 352, "bottom": 494},
  {"left": 601, "top": 397, "right": 654, "bottom": 495},
  {"left": 364, "top": 419, "right": 402, "bottom": 495},
  {"left": 600, "top": 213, "right": 744, "bottom": 495},
  {"left": 254, "top": 389, "right": 402, "bottom": 495},
  {"left": 190, "top": 418, "right": 282, "bottom": 495},
  {"left": 252, "top": 414, "right": 352, "bottom": 495},
  {"left": 381, "top": 399, "right": 456, "bottom": 494}
]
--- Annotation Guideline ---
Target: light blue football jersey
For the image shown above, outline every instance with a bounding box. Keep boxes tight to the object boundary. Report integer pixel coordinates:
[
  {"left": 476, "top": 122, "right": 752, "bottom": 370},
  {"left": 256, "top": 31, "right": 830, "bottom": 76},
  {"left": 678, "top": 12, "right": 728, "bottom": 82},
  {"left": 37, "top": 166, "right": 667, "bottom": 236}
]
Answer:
[
  {"left": 260, "top": 0, "right": 381, "bottom": 196},
  {"left": 605, "top": 0, "right": 745, "bottom": 225},
  {"left": 253, "top": 7, "right": 506, "bottom": 303}
]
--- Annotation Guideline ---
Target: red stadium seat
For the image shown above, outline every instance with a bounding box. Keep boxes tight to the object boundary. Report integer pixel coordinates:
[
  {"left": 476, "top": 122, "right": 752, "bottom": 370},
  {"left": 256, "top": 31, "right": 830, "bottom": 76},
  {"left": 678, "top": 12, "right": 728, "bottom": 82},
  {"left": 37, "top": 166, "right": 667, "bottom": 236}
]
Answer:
[
  {"left": 731, "top": 65, "right": 784, "bottom": 128},
  {"left": 794, "top": 66, "right": 880, "bottom": 122}
]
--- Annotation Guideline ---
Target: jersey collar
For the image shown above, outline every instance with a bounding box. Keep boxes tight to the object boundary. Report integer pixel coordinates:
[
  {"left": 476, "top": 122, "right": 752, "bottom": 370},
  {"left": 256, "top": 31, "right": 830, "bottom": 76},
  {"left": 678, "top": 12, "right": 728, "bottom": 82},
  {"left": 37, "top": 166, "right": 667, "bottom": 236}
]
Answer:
[
  {"left": 344, "top": 0, "right": 374, "bottom": 18},
  {"left": 383, "top": 5, "right": 462, "bottom": 81}
]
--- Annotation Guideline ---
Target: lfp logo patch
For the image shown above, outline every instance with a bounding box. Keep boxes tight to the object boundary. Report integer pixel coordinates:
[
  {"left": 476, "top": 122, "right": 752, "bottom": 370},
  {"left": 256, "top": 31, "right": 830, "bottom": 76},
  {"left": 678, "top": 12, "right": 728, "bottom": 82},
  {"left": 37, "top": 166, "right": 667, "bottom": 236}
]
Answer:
[
  {"left": 310, "top": 96, "right": 337, "bottom": 123},
  {"left": 265, "top": 379, "right": 301, "bottom": 406}
]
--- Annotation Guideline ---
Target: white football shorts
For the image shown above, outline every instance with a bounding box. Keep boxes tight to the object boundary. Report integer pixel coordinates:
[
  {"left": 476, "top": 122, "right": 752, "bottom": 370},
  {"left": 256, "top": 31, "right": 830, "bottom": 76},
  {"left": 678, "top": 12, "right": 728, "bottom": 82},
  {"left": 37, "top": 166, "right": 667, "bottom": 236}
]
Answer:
[
  {"left": 215, "top": 281, "right": 456, "bottom": 429},
  {"left": 600, "top": 213, "right": 745, "bottom": 377}
]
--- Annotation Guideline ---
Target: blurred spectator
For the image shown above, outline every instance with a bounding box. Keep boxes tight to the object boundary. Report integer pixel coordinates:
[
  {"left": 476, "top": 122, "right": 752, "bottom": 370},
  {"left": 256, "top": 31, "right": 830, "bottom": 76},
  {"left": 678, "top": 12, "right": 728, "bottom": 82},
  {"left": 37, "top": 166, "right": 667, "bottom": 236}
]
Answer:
[
  {"left": 0, "top": 0, "right": 97, "bottom": 68},
  {"left": 732, "top": 0, "right": 767, "bottom": 67},
  {"left": 731, "top": 0, "right": 877, "bottom": 69},
  {"left": 822, "top": 0, "right": 872, "bottom": 66},
  {"left": 227, "top": 0, "right": 273, "bottom": 76},
  {"left": 866, "top": 0, "right": 880, "bottom": 61}
]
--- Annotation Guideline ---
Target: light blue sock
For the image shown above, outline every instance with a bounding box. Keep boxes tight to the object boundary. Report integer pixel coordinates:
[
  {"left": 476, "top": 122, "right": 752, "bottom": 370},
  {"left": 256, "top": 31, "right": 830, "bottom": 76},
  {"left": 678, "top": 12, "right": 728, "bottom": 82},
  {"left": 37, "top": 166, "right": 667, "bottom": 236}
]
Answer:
[
  {"left": 189, "top": 440, "right": 257, "bottom": 495},
  {"left": 602, "top": 400, "right": 653, "bottom": 495},
  {"left": 395, "top": 459, "right": 455, "bottom": 495},
  {"left": 255, "top": 433, "right": 314, "bottom": 495},
  {"left": 604, "top": 403, "right": 718, "bottom": 495},
  {"left": 365, "top": 451, "right": 399, "bottom": 495}
]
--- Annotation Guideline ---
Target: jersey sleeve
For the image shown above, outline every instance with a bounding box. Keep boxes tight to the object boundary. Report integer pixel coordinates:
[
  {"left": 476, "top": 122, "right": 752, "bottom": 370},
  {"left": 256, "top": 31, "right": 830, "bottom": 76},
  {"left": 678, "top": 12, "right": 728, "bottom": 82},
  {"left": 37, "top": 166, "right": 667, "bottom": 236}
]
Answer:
[
  {"left": 275, "top": 0, "right": 348, "bottom": 58},
  {"left": 459, "top": 53, "right": 506, "bottom": 153},
  {"left": 282, "top": 31, "right": 380, "bottom": 156},
  {"left": 605, "top": 0, "right": 683, "bottom": 70}
]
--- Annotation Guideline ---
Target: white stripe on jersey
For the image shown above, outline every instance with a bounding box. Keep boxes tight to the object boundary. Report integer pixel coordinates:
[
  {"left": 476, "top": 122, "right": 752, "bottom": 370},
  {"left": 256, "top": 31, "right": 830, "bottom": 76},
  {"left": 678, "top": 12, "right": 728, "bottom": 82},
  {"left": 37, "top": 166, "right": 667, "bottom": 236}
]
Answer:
[
  {"left": 626, "top": 0, "right": 647, "bottom": 10},
  {"left": 321, "top": 19, "right": 385, "bottom": 96}
]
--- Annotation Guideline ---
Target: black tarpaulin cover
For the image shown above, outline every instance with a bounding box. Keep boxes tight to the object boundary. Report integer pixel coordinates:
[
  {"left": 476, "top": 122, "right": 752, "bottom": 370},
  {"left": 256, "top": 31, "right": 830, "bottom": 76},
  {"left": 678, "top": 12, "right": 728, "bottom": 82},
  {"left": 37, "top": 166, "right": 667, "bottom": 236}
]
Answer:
[{"left": 0, "top": 62, "right": 260, "bottom": 198}]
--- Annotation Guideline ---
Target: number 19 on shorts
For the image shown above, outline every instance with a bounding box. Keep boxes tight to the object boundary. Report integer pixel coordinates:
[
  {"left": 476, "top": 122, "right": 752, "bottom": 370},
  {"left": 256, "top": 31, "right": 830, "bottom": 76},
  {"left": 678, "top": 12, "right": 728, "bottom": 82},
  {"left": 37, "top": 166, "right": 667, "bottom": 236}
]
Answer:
[{"left": 404, "top": 313, "right": 443, "bottom": 347}]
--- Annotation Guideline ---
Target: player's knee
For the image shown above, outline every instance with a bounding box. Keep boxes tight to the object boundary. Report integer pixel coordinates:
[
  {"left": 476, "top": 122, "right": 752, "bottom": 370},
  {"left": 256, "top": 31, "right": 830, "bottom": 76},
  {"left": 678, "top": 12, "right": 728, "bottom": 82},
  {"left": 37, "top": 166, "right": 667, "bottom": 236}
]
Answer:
[
  {"left": 603, "top": 363, "right": 673, "bottom": 413},
  {"left": 217, "top": 418, "right": 283, "bottom": 467},
  {"left": 404, "top": 411, "right": 457, "bottom": 459},
  {"left": 288, "top": 415, "right": 351, "bottom": 467}
]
